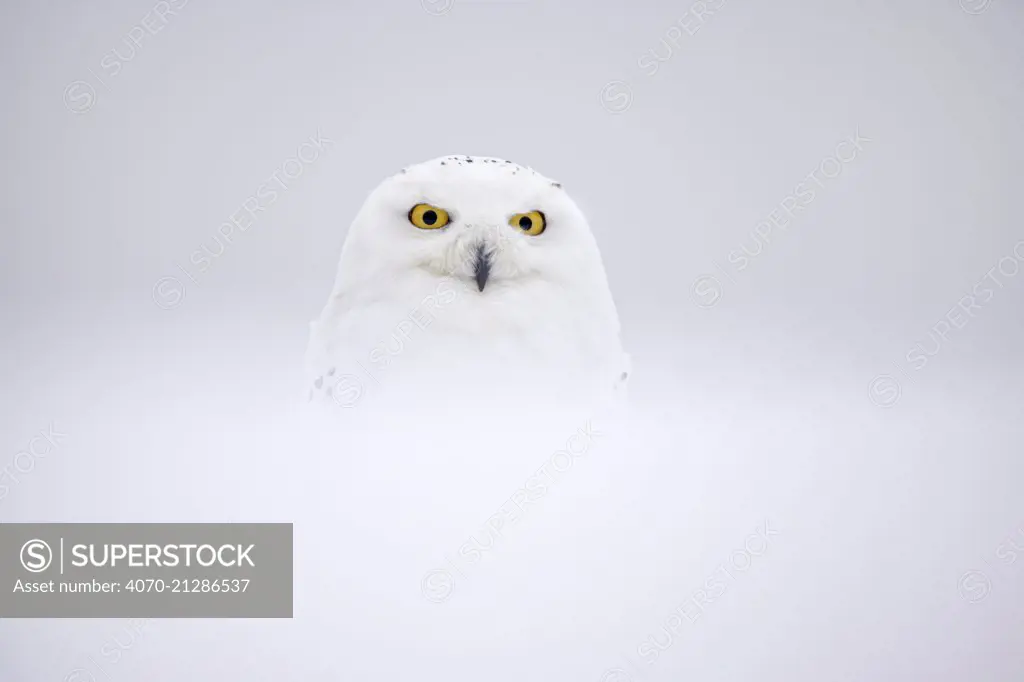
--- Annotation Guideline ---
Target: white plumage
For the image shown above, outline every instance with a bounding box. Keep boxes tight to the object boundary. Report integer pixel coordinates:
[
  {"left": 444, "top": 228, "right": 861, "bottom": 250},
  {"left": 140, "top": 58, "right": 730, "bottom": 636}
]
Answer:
[
  {"left": 305, "top": 154, "right": 629, "bottom": 414},
  {"left": 292, "top": 159, "right": 637, "bottom": 682}
]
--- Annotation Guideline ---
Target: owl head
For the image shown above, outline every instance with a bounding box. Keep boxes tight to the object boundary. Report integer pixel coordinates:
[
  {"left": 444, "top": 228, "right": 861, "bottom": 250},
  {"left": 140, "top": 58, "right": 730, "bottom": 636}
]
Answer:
[{"left": 329, "top": 155, "right": 614, "bottom": 304}]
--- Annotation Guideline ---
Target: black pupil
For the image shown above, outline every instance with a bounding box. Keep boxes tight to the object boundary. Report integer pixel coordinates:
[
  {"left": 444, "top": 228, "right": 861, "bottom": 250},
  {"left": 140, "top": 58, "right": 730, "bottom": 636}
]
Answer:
[
  {"left": 518, "top": 215, "right": 532, "bottom": 230},
  {"left": 422, "top": 210, "right": 437, "bottom": 225}
]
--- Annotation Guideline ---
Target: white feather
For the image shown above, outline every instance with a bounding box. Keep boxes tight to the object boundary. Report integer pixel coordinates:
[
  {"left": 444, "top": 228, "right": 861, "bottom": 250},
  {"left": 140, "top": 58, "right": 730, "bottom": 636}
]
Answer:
[{"left": 304, "top": 155, "right": 629, "bottom": 413}]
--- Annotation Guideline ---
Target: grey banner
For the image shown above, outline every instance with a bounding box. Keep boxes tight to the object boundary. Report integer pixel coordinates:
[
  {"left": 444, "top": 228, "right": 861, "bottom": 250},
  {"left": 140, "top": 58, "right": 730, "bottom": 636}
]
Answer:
[{"left": 0, "top": 523, "right": 292, "bottom": 618}]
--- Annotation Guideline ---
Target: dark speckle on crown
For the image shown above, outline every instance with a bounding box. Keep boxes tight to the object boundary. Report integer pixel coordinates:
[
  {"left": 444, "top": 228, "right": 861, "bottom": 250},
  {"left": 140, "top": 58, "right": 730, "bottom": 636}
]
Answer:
[{"left": 409, "top": 155, "right": 541, "bottom": 177}]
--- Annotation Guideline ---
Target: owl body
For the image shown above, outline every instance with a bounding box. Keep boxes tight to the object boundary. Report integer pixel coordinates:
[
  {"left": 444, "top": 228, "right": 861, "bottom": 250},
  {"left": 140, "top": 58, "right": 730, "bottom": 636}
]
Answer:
[{"left": 306, "top": 155, "right": 628, "bottom": 413}]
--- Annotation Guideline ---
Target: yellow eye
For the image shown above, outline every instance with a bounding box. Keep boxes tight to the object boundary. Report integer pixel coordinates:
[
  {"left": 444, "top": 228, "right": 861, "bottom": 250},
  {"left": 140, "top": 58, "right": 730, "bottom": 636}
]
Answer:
[
  {"left": 509, "top": 210, "right": 546, "bottom": 236},
  {"left": 409, "top": 203, "right": 450, "bottom": 230}
]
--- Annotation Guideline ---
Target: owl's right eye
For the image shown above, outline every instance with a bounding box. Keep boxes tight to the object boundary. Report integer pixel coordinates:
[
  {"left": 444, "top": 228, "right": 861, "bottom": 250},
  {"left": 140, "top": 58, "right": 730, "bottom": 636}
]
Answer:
[{"left": 409, "top": 203, "right": 450, "bottom": 230}]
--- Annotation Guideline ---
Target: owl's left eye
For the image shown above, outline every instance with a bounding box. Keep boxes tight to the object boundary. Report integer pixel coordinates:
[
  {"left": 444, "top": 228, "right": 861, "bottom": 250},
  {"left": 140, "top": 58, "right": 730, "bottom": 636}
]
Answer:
[
  {"left": 409, "top": 203, "right": 450, "bottom": 230},
  {"left": 509, "top": 210, "right": 546, "bottom": 236}
]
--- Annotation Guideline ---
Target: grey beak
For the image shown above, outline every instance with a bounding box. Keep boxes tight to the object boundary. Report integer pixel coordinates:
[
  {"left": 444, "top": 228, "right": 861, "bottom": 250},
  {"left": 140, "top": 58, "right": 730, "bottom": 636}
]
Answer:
[{"left": 473, "top": 243, "right": 491, "bottom": 292}]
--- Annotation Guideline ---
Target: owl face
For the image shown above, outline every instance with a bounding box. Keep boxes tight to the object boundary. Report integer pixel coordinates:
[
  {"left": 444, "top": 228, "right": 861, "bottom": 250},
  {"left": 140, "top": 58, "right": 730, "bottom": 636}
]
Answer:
[{"left": 338, "top": 155, "right": 604, "bottom": 294}]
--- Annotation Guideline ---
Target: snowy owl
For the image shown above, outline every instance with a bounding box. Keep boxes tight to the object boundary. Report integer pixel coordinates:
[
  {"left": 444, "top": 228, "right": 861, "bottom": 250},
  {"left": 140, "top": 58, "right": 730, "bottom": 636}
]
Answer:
[{"left": 304, "top": 155, "right": 629, "bottom": 414}]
